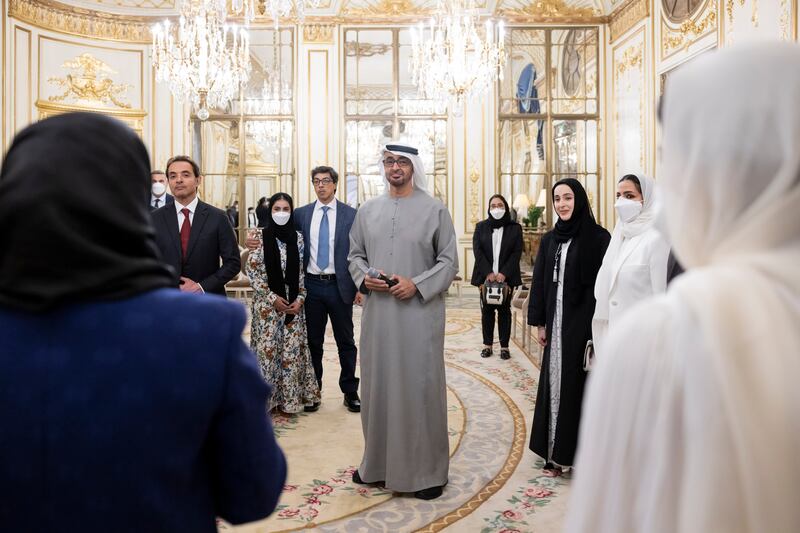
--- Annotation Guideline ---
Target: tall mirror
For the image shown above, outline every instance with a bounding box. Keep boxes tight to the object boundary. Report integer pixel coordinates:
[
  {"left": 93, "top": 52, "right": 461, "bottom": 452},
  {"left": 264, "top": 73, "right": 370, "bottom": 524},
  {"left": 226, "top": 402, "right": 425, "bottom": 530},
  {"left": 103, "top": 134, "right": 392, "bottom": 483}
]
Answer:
[
  {"left": 192, "top": 27, "right": 295, "bottom": 241},
  {"left": 344, "top": 28, "right": 448, "bottom": 207}
]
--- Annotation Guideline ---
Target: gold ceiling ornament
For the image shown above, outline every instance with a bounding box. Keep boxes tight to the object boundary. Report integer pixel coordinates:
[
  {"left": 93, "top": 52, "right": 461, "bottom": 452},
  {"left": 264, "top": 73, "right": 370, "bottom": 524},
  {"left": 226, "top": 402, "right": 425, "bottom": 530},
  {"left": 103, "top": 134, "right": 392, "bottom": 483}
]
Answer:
[
  {"left": 496, "top": 0, "right": 600, "bottom": 20},
  {"left": 662, "top": 6, "right": 716, "bottom": 56},
  {"left": 9, "top": 0, "right": 152, "bottom": 43},
  {"left": 409, "top": 0, "right": 507, "bottom": 109},
  {"left": 342, "top": 0, "right": 433, "bottom": 17},
  {"left": 48, "top": 53, "right": 133, "bottom": 109},
  {"left": 608, "top": 0, "right": 648, "bottom": 43},
  {"left": 344, "top": 41, "right": 392, "bottom": 57},
  {"left": 303, "top": 23, "right": 334, "bottom": 43},
  {"left": 152, "top": 0, "right": 251, "bottom": 120},
  {"left": 95, "top": 0, "right": 174, "bottom": 8}
]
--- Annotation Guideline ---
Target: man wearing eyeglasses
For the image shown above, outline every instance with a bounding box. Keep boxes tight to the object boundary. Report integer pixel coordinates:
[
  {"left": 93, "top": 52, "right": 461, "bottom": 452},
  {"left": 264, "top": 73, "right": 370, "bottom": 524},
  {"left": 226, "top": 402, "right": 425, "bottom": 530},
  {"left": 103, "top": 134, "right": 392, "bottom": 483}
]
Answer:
[
  {"left": 347, "top": 143, "right": 458, "bottom": 500},
  {"left": 250, "top": 166, "right": 362, "bottom": 414}
]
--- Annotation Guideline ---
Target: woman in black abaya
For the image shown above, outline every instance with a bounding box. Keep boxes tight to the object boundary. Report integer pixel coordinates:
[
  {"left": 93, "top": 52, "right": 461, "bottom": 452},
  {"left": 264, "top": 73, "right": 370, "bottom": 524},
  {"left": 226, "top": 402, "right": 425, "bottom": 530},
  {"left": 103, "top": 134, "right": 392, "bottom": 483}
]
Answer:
[{"left": 527, "top": 178, "right": 610, "bottom": 475}]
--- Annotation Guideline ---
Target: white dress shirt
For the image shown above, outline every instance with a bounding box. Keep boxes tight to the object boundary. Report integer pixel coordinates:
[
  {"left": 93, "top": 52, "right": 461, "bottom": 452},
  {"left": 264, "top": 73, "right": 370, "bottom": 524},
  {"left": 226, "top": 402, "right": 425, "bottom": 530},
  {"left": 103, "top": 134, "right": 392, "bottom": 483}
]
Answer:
[
  {"left": 491, "top": 227, "right": 504, "bottom": 274},
  {"left": 307, "top": 198, "right": 337, "bottom": 275},
  {"left": 151, "top": 194, "right": 167, "bottom": 209},
  {"left": 174, "top": 196, "right": 199, "bottom": 232}
]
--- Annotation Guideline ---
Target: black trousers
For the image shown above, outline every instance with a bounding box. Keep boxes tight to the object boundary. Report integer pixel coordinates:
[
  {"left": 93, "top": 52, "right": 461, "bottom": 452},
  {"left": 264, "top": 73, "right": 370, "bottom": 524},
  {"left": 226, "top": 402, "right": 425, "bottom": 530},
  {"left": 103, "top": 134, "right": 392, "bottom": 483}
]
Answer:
[
  {"left": 480, "top": 288, "right": 512, "bottom": 347},
  {"left": 304, "top": 276, "right": 359, "bottom": 394}
]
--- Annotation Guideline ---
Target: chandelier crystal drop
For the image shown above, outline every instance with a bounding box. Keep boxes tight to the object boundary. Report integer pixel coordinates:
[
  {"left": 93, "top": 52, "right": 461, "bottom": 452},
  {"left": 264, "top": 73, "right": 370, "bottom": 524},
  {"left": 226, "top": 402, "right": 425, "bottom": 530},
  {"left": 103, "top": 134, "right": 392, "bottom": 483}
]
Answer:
[
  {"left": 409, "top": 0, "right": 506, "bottom": 109},
  {"left": 152, "top": 0, "right": 251, "bottom": 120}
]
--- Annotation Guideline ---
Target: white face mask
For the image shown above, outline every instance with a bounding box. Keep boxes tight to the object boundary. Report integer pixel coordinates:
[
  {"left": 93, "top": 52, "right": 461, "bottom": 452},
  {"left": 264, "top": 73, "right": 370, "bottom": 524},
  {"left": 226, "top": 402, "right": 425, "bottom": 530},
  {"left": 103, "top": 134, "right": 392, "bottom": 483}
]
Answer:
[
  {"left": 615, "top": 197, "right": 643, "bottom": 223},
  {"left": 152, "top": 182, "right": 167, "bottom": 196},
  {"left": 489, "top": 208, "right": 506, "bottom": 220},
  {"left": 271, "top": 211, "right": 291, "bottom": 226}
]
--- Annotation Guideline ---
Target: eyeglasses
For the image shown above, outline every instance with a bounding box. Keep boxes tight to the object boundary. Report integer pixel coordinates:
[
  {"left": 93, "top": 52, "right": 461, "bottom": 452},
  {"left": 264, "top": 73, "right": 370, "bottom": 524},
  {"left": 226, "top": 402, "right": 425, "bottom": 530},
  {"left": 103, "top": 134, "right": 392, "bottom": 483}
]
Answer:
[
  {"left": 382, "top": 158, "right": 412, "bottom": 168},
  {"left": 312, "top": 178, "right": 334, "bottom": 186}
]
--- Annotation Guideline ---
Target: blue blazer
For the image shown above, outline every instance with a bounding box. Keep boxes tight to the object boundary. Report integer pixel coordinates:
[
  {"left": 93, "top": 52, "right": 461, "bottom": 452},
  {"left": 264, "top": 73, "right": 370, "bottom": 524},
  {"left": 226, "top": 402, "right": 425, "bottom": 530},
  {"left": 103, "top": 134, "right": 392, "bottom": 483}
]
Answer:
[
  {"left": 293, "top": 199, "right": 358, "bottom": 305},
  {"left": 0, "top": 289, "right": 286, "bottom": 532}
]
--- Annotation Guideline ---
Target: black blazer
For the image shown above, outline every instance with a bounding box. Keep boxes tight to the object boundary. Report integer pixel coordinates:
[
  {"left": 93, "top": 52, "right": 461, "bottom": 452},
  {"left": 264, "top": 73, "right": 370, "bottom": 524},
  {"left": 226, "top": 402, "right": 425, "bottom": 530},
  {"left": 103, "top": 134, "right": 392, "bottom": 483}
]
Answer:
[
  {"left": 293, "top": 200, "right": 359, "bottom": 305},
  {"left": 470, "top": 220, "right": 524, "bottom": 287},
  {"left": 152, "top": 200, "right": 241, "bottom": 295}
]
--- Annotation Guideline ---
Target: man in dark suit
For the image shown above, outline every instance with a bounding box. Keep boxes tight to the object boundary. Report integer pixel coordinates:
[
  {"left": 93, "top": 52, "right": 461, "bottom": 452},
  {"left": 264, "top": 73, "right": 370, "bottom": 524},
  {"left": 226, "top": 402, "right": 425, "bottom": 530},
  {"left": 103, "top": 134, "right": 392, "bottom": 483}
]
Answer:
[
  {"left": 150, "top": 170, "right": 174, "bottom": 211},
  {"left": 251, "top": 166, "right": 361, "bottom": 412},
  {"left": 152, "top": 155, "right": 240, "bottom": 296}
]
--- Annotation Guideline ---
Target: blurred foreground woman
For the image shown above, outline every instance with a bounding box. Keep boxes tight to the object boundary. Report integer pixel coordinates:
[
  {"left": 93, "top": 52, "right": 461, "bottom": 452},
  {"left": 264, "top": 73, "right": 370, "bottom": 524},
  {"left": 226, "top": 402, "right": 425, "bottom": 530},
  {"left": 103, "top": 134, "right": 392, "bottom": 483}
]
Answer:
[
  {"left": 0, "top": 113, "right": 286, "bottom": 532},
  {"left": 567, "top": 44, "right": 800, "bottom": 533}
]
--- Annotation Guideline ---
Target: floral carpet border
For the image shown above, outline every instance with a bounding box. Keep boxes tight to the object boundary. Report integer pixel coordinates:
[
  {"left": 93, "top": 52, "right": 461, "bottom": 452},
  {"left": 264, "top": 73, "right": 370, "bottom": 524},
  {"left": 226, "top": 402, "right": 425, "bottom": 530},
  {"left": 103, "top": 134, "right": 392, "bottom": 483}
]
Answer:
[{"left": 415, "top": 362, "right": 527, "bottom": 533}]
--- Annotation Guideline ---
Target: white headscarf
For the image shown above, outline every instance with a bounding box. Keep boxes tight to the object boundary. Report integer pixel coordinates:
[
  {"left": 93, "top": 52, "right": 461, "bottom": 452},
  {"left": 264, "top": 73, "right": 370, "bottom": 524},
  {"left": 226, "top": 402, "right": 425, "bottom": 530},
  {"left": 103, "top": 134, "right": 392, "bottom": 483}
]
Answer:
[
  {"left": 593, "top": 173, "right": 659, "bottom": 321},
  {"left": 617, "top": 173, "right": 656, "bottom": 239},
  {"left": 568, "top": 43, "right": 800, "bottom": 533},
  {"left": 379, "top": 142, "right": 430, "bottom": 196}
]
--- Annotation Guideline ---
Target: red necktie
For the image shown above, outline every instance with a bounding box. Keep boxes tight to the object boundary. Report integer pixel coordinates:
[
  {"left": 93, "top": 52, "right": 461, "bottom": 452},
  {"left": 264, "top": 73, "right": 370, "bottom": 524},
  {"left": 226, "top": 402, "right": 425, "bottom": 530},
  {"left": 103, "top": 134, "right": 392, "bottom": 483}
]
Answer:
[{"left": 180, "top": 208, "right": 191, "bottom": 262}]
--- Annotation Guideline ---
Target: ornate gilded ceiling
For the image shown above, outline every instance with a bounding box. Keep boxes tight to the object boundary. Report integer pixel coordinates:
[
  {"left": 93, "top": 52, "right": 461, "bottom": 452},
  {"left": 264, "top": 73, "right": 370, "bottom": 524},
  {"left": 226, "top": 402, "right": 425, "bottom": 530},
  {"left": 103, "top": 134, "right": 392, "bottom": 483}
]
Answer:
[
  {"left": 22, "top": 0, "right": 609, "bottom": 20},
  {"left": 7, "top": 0, "right": 609, "bottom": 43}
]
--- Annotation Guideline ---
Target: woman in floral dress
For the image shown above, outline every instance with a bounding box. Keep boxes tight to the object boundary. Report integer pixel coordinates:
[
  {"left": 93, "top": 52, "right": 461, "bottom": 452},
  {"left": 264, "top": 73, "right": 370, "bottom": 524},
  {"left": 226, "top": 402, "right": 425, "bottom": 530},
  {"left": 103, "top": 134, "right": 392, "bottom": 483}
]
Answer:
[{"left": 248, "top": 192, "right": 320, "bottom": 414}]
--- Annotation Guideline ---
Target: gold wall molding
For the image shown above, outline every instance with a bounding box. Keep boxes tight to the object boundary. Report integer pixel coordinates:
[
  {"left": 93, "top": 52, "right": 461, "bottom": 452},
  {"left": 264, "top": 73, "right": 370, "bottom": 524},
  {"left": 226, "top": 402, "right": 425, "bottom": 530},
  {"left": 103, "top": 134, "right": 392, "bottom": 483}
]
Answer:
[
  {"left": 303, "top": 23, "right": 334, "bottom": 43},
  {"left": 779, "top": 0, "right": 790, "bottom": 39},
  {"left": 662, "top": 3, "right": 717, "bottom": 58},
  {"left": 468, "top": 166, "right": 481, "bottom": 227},
  {"left": 608, "top": 0, "right": 648, "bottom": 43},
  {"left": 611, "top": 27, "right": 646, "bottom": 180},
  {"left": 48, "top": 53, "right": 132, "bottom": 109},
  {"left": 36, "top": 99, "right": 146, "bottom": 136},
  {"left": 9, "top": 0, "right": 153, "bottom": 43},
  {"left": 726, "top": 0, "right": 758, "bottom": 27},
  {"left": 614, "top": 43, "right": 642, "bottom": 82}
]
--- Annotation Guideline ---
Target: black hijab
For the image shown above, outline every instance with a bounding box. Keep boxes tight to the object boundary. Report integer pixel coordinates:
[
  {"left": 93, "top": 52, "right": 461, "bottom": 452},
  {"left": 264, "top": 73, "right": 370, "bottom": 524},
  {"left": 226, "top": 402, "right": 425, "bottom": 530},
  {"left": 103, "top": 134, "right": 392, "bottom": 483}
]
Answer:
[
  {"left": 262, "top": 192, "right": 299, "bottom": 324},
  {"left": 487, "top": 194, "right": 513, "bottom": 229},
  {"left": 550, "top": 178, "right": 605, "bottom": 285},
  {"left": 0, "top": 112, "right": 173, "bottom": 313}
]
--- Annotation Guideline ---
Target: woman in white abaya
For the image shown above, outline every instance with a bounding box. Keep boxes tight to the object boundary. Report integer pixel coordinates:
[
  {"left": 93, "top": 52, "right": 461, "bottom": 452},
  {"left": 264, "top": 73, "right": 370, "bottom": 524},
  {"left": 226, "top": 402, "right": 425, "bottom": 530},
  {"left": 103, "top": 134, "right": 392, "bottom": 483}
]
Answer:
[{"left": 566, "top": 43, "right": 800, "bottom": 533}]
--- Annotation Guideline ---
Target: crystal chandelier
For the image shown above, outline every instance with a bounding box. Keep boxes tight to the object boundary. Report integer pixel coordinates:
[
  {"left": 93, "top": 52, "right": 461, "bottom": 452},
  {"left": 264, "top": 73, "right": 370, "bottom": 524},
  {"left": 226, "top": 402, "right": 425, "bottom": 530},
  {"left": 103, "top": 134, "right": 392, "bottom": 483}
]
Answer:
[
  {"left": 409, "top": 0, "right": 506, "bottom": 109},
  {"left": 152, "top": 0, "right": 251, "bottom": 120},
  {"left": 243, "top": 78, "right": 293, "bottom": 150}
]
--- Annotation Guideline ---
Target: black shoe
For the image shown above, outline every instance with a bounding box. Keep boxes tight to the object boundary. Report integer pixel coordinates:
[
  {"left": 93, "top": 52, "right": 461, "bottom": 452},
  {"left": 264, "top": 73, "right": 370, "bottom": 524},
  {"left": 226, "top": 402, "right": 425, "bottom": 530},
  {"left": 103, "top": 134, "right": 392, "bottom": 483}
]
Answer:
[
  {"left": 500, "top": 348, "right": 511, "bottom": 360},
  {"left": 344, "top": 392, "right": 361, "bottom": 413},
  {"left": 480, "top": 347, "right": 492, "bottom": 358},
  {"left": 414, "top": 485, "right": 444, "bottom": 500},
  {"left": 304, "top": 401, "right": 320, "bottom": 412},
  {"left": 352, "top": 470, "right": 384, "bottom": 486}
]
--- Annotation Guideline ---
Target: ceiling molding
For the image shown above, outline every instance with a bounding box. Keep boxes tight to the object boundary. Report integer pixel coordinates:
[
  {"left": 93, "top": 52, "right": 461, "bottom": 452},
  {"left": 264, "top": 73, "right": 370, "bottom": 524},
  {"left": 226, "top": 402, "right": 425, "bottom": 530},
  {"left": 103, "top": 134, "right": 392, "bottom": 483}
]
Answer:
[
  {"left": 9, "top": 0, "right": 155, "bottom": 43},
  {"left": 608, "top": 0, "right": 648, "bottom": 43}
]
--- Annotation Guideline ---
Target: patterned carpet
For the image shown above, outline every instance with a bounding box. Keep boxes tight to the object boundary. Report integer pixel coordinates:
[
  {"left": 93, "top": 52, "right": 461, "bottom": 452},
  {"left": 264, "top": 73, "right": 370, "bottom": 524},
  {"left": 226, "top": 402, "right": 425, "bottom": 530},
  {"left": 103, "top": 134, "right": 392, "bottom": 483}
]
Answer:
[{"left": 222, "top": 291, "right": 570, "bottom": 532}]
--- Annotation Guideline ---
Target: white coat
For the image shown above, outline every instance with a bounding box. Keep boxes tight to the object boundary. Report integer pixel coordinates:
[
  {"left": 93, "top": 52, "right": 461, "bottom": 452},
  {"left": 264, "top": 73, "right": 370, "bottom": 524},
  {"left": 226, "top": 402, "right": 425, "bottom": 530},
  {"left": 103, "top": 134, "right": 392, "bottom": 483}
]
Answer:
[{"left": 592, "top": 227, "right": 669, "bottom": 357}]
